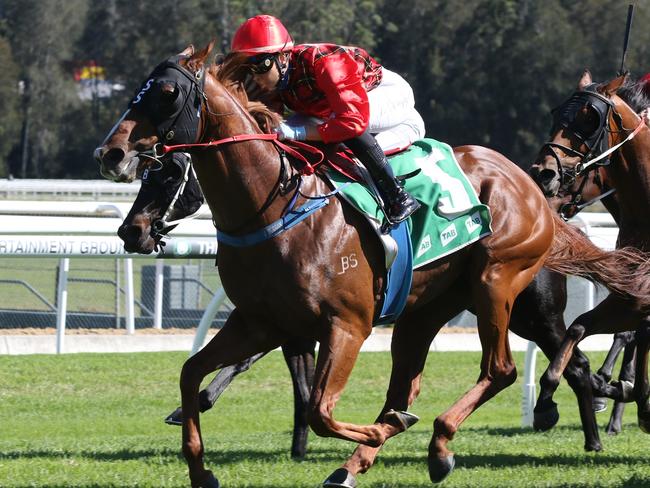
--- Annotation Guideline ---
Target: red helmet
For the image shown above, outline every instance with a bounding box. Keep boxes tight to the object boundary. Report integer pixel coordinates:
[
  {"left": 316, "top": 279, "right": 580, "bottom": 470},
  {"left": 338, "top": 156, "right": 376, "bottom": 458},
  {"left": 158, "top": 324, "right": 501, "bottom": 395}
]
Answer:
[{"left": 231, "top": 15, "right": 294, "bottom": 54}]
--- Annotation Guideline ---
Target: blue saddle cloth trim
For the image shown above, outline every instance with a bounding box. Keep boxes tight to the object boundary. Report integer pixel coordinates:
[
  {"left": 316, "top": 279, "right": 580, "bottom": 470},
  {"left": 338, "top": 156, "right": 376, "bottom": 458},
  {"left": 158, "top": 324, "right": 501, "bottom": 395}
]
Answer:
[
  {"left": 217, "top": 197, "right": 330, "bottom": 247},
  {"left": 375, "top": 221, "right": 413, "bottom": 325}
]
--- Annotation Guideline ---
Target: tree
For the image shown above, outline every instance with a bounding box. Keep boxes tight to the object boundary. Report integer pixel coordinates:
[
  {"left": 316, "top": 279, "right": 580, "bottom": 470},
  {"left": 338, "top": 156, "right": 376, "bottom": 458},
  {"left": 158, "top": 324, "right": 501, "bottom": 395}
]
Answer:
[
  {"left": 2, "top": 0, "right": 88, "bottom": 177},
  {"left": 0, "top": 35, "right": 20, "bottom": 177}
]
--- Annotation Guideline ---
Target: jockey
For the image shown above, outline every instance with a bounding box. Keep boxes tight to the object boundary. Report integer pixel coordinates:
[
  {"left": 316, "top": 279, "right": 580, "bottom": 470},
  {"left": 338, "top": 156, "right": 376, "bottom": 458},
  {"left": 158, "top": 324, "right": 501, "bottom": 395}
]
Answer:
[{"left": 230, "top": 14, "right": 424, "bottom": 225}]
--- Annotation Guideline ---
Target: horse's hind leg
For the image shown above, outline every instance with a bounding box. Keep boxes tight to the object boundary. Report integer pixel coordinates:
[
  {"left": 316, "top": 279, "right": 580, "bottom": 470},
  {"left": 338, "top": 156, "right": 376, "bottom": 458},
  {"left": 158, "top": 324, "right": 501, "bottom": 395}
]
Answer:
[
  {"left": 165, "top": 351, "right": 268, "bottom": 425},
  {"left": 282, "top": 337, "right": 316, "bottom": 459},
  {"left": 429, "top": 268, "right": 525, "bottom": 483},
  {"left": 634, "top": 320, "right": 650, "bottom": 433},
  {"left": 181, "top": 309, "right": 286, "bottom": 488},
  {"left": 323, "top": 291, "right": 466, "bottom": 488}
]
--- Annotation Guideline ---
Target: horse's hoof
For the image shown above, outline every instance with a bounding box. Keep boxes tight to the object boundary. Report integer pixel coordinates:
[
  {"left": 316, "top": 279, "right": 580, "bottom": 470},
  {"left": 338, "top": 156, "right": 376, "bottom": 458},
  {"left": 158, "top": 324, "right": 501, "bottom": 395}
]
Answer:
[
  {"left": 198, "top": 471, "right": 220, "bottom": 488},
  {"left": 592, "top": 397, "right": 608, "bottom": 413},
  {"left": 428, "top": 454, "right": 455, "bottom": 483},
  {"left": 323, "top": 468, "right": 357, "bottom": 488},
  {"left": 533, "top": 404, "right": 559, "bottom": 432},
  {"left": 384, "top": 409, "right": 420, "bottom": 431},
  {"left": 584, "top": 440, "right": 602, "bottom": 452},
  {"left": 164, "top": 407, "right": 183, "bottom": 426}
]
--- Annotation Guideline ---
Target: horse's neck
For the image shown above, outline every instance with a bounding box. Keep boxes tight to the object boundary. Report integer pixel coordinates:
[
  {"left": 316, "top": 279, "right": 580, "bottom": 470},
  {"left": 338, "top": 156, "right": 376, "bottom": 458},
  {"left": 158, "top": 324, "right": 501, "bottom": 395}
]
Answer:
[
  {"left": 608, "top": 110, "right": 650, "bottom": 239},
  {"left": 194, "top": 79, "right": 300, "bottom": 234}
]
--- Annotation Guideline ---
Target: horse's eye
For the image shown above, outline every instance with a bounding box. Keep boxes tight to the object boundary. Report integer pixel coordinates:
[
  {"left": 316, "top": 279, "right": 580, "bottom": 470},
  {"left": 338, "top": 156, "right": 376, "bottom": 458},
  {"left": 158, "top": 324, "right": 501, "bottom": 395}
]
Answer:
[{"left": 161, "top": 83, "right": 178, "bottom": 100}]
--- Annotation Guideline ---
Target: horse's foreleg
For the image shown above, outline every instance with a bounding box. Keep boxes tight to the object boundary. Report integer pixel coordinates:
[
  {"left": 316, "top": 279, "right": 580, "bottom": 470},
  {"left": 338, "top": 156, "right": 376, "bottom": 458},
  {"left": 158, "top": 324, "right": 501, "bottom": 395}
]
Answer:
[
  {"left": 507, "top": 269, "right": 602, "bottom": 450},
  {"left": 282, "top": 337, "right": 316, "bottom": 459},
  {"left": 597, "top": 332, "right": 635, "bottom": 382},
  {"left": 591, "top": 332, "right": 635, "bottom": 418},
  {"left": 308, "top": 316, "right": 386, "bottom": 446},
  {"left": 201, "top": 352, "right": 268, "bottom": 410},
  {"left": 325, "top": 295, "right": 465, "bottom": 488},
  {"left": 535, "top": 337, "right": 602, "bottom": 451},
  {"left": 181, "top": 309, "right": 286, "bottom": 488},
  {"left": 605, "top": 340, "right": 635, "bottom": 433},
  {"left": 603, "top": 338, "right": 635, "bottom": 434},
  {"left": 634, "top": 320, "right": 650, "bottom": 433},
  {"left": 165, "top": 351, "right": 268, "bottom": 425},
  {"left": 535, "top": 296, "right": 640, "bottom": 438}
]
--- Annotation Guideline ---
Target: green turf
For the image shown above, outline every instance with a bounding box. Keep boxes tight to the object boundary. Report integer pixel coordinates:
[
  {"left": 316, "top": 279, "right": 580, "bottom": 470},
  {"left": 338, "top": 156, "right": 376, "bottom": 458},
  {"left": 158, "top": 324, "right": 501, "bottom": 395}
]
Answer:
[{"left": 0, "top": 350, "right": 648, "bottom": 487}]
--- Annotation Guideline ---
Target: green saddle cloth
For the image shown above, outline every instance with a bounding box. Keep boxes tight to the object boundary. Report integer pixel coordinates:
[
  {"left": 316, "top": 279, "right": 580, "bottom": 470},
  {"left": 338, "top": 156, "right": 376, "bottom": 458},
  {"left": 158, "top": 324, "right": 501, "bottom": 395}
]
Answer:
[{"left": 328, "top": 138, "right": 492, "bottom": 268}]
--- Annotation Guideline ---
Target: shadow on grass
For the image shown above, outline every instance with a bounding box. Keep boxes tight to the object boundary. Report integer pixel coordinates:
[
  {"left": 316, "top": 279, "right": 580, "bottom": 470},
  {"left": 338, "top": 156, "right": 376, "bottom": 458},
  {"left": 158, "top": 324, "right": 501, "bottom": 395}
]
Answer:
[
  {"left": 0, "top": 446, "right": 295, "bottom": 465},
  {"left": 360, "top": 476, "right": 650, "bottom": 488}
]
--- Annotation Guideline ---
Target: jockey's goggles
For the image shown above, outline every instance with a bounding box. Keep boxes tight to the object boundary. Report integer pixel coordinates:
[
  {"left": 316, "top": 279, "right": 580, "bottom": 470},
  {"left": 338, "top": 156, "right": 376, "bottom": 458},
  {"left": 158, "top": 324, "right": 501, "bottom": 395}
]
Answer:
[{"left": 249, "top": 54, "right": 277, "bottom": 74}]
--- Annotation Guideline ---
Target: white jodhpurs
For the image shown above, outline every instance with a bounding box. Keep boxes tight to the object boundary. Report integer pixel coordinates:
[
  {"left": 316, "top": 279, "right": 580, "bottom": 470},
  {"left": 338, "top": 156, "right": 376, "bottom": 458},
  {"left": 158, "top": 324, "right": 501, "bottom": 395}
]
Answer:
[
  {"left": 368, "top": 69, "right": 425, "bottom": 152},
  {"left": 285, "top": 68, "right": 425, "bottom": 152}
]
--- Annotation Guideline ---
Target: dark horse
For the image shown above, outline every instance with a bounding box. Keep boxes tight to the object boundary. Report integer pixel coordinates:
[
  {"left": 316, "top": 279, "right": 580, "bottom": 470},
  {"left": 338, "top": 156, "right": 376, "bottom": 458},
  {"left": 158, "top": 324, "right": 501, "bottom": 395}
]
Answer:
[
  {"left": 530, "top": 70, "right": 650, "bottom": 437},
  {"left": 95, "top": 44, "right": 650, "bottom": 487},
  {"left": 117, "top": 152, "right": 315, "bottom": 459}
]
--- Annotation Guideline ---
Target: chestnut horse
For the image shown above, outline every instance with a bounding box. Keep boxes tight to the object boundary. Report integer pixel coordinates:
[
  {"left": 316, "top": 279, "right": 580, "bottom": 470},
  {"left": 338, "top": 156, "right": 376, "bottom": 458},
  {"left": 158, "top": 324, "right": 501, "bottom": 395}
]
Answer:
[
  {"left": 117, "top": 150, "right": 605, "bottom": 465},
  {"left": 95, "top": 45, "right": 650, "bottom": 487},
  {"left": 530, "top": 70, "right": 650, "bottom": 437}
]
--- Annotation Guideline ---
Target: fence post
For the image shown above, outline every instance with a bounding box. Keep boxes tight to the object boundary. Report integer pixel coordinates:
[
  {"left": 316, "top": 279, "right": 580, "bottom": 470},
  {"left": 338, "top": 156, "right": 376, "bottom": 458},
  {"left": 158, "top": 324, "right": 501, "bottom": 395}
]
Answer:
[
  {"left": 521, "top": 341, "right": 539, "bottom": 427},
  {"left": 124, "top": 258, "right": 135, "bottom": 334},
  {"left": 55, "top": 257, "right": 70, "bottom": 354},
  {"left": 191, "top": 287, "right": 227, "bottom": 355},
  {"left": 153, "top": 259, "right": 164, "bottom": 329}
]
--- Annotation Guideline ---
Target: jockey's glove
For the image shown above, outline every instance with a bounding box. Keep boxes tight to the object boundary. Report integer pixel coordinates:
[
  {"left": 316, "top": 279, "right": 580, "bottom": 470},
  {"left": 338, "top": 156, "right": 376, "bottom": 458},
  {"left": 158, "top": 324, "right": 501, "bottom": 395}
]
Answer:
[{"left": 276, "top": 122, "right": 307, "bottom": 141}]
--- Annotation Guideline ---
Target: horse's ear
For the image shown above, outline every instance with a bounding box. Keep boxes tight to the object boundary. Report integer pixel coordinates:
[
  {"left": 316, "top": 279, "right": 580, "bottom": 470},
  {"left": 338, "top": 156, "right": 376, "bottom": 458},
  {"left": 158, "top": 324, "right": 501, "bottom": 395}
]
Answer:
[
  {"left": 187, "top": 41, "right": 215, "bottom": 72},
  {"left": 578, "top": 69, "right": 592, "bottom": 90},
  {"left": 599, "top": 73, "right": 628, "bottom": 97},
  {"left": 179, "top": 45, "right": 195, "bottom": 57}
]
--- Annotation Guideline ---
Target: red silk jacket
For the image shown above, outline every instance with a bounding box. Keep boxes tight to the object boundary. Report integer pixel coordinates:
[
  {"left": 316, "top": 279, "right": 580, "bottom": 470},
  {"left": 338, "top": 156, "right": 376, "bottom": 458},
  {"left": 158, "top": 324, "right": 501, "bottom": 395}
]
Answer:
[{"left": 279, "top": 43, "right": 382, "bottom": 143}]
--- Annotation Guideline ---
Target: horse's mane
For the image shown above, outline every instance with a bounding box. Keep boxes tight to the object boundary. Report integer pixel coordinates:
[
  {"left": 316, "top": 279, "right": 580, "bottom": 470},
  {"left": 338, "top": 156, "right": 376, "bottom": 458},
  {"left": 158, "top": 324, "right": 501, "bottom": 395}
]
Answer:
[
  {"left": 209, "top": 52, "right": 283, "bottom": 133},
  {"left": 616, "top": 77, "right": 650, "bottom": 114}
]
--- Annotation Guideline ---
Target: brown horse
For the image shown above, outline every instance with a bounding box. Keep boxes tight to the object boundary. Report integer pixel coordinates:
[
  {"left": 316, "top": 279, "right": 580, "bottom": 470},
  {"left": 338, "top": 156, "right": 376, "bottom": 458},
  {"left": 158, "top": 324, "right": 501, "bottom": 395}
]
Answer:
[
  {"left": 530, "top": 70, "right": 650, "bottom": 438},
  {"left": 95, "top": 45, "right": 650, "bottom": 487}
]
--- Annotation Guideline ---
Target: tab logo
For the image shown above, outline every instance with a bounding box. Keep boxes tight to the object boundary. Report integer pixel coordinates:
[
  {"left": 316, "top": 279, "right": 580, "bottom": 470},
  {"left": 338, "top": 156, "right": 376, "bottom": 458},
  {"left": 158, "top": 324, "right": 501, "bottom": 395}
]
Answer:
[
  {"left": 417, "top": 234, "right": 432, "bottom": 258},
  {"left": 465, "top": 212, "right": 482, "bottom": 234},
  {"left": 440, "top": 223, "right": 458, "bottom": 247}
]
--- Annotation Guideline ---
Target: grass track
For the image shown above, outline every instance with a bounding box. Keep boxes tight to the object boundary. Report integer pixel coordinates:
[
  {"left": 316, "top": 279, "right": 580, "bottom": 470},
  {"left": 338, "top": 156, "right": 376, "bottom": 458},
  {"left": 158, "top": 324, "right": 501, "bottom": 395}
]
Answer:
[{"left": 0, "top": 350, "right": 648, "bottom": 487}]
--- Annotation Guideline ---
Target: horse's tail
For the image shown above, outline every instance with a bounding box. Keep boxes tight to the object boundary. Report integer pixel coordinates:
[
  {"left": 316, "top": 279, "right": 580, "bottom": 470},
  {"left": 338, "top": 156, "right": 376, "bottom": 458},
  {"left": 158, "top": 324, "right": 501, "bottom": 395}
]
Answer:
[{"left": 543, "top": 214, "right": 650, "bottom": 311}]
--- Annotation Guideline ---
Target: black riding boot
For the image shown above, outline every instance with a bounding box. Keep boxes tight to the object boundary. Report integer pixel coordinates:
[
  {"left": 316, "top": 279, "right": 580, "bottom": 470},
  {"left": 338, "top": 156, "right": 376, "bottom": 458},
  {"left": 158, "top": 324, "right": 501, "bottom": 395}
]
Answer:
[{"left": 345, "top": 131, "right": 420, "bottom": 225}]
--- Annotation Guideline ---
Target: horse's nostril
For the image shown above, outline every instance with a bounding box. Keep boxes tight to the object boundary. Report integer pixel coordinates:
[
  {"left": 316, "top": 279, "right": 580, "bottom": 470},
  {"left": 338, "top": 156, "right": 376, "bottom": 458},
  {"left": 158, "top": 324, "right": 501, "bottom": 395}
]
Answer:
[
  {"left": 103, "top": 148, "right": 126, "bottom": 167},
  {"left": 539, "top": 169, "right": 558, "bottom": 185},
  {"left": 117, "top": 224, "right": 146, "bottom": 244}
]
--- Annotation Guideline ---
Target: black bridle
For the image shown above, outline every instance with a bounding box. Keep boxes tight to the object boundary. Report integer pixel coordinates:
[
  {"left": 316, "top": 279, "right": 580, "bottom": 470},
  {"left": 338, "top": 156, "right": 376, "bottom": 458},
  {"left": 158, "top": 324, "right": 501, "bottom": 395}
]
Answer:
[
  {"left": 541, "top": 86, "right": 617, "bottom": 186},
  {"left": 130, "top": 55, "right": 208, "bottom": 148},
  {"left": 539, "top": 85, "right": 622, "bottom": 219}
]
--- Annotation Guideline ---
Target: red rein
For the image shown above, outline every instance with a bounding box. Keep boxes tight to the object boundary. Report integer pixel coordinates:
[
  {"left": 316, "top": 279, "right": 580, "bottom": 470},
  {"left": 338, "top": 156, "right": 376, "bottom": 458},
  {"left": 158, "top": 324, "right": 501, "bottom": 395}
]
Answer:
[{"left": 160, "top": 133, "right": 324, "bottom": 176}]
